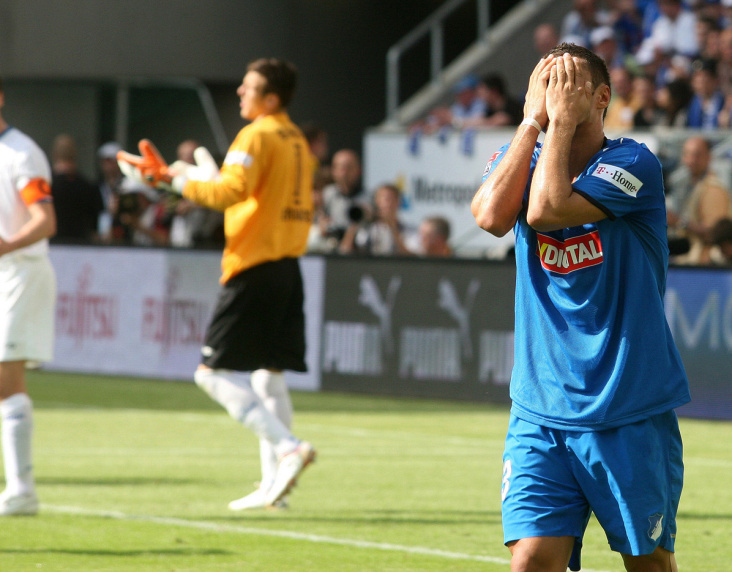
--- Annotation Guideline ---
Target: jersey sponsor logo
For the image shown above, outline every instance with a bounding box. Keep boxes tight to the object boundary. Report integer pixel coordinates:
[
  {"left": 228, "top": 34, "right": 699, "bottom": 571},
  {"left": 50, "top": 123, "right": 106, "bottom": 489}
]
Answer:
[
  {"left": 224, "top": 150, "right": 254, "bottom": 167},
  {"left": 536, "top": 230, "right": 603, "bottom": 274},
  {"left": 591, "top": 163, "right": 643, "bottom": 197}
]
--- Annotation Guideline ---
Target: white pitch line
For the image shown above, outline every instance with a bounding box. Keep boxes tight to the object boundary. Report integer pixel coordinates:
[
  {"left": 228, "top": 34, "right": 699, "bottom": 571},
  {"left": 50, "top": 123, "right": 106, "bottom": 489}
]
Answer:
[
  {"left": 44, "top": 503, "right": 509, "bottom": 565},
  {"left": 42, "top": 504, "right": 613, "bottom": 572}
]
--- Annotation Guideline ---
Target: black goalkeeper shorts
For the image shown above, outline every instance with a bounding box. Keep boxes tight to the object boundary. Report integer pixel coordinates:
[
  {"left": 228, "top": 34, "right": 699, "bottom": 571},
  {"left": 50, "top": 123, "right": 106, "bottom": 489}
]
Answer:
[{"left": 200, "top": 257, "right": 307, "bottom": 372}]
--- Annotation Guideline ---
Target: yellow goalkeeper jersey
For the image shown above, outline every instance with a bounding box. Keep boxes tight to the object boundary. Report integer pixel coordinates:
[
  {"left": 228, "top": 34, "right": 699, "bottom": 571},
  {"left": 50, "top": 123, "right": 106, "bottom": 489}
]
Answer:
[{"left": 182, "top": 112, "right": 313, "bottom": 284}]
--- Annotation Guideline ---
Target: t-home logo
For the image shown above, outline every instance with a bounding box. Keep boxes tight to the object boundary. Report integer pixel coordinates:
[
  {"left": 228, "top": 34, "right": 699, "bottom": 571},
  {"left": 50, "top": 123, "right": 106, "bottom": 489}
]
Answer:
[{"left": 591, "top": 163, "right": 643, "bottom": 197}]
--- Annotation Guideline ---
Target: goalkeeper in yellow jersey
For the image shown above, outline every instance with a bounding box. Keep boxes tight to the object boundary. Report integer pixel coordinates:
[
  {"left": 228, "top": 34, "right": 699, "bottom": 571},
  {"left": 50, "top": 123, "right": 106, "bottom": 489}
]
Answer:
[{"left": 118, "top": 58, "right": 315, "bottom": 510}]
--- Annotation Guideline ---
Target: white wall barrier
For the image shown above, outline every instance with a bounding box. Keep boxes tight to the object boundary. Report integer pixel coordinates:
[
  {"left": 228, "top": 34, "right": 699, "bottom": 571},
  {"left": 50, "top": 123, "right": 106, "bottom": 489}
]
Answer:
[
  {"left": 47, "top": 246, "right": 732, "bottom": 420},
  {"left": 48, "top": 246, "right": 323, "bottom": 392},
  {"left": 363, "top": 129, "right": 660, "bottom": 258}
]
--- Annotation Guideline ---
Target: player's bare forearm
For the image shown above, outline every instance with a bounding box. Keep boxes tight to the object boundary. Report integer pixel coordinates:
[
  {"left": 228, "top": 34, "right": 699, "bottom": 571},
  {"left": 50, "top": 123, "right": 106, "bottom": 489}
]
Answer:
[
  {"left": 527, "top": 53, "right": 605, "bottom": 231},
  {"left": 0, "top": 202, "right": 56, "bottom": 256},
  {"left": 471, "top": 126, "right": 539, "bottom": 237},
  {"left": 472, "top": 55, "right": 554, "bottom": 237},
  {"left": 527, "top": 120, "right": 575, "bottom": 230}
]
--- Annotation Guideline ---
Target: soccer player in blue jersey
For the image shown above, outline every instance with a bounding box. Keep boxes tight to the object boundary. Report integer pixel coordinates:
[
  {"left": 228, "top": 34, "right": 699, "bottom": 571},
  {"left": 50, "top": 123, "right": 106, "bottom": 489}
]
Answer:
[{"left": 471, "top": 44, "right": 689, "bottom": 572}]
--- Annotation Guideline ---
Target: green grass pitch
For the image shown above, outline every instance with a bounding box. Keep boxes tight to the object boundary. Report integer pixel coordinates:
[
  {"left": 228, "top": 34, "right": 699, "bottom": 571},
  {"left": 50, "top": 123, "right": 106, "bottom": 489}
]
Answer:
[{"left": 0, "top": 370, "right": 729, "bottom": 571}]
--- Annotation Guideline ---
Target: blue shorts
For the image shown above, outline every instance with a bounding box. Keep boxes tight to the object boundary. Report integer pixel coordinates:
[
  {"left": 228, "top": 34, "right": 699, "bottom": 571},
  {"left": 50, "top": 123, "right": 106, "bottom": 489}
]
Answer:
[{"left": 501, "top": 410, "right": 683, "bottom": 570}]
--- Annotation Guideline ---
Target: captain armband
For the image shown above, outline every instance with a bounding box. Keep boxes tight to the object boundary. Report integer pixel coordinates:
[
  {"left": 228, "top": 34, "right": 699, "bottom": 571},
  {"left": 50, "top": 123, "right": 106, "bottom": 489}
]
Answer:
[{"left": 20, "top": 178, "right": 52, "bottom": 206}]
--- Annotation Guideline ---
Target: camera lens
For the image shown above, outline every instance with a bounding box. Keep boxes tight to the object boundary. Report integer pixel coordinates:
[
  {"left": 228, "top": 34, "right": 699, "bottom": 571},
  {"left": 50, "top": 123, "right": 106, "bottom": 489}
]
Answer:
[{"left": 348, "top": 205, "right": 364, "bottom": 223}]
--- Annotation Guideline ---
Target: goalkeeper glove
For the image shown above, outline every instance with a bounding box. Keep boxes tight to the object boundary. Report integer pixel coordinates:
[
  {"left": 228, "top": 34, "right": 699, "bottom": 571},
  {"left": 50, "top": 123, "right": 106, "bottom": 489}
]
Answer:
[
  {"left": 117, "top": 139, "right": 173, "bottom": 192},
  {"left": 168, "top": 146, "right": 219, "bottom": 192}
]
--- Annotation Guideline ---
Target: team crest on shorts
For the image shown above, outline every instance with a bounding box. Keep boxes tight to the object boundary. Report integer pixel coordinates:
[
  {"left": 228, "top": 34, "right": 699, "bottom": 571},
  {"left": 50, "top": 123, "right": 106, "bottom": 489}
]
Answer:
[
  {"left": 648, "top": 513, "right": 664, "bottom": 541},
  {"left": 535, "top": 230, "right": 603, "bottom": 274}
]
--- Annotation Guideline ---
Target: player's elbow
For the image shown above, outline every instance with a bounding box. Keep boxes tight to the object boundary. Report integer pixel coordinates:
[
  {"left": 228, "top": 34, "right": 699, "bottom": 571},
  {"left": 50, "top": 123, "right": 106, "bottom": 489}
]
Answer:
[
  {"left": 526, "top": 206, "right": 561, "bottom": 233},
  {"left": 471, "top": 196, "right": 509, "bottom": 237},
  {"left": 473, "top": 209, "right": 514, "bottom": 237},
  {"left": 47, "top": 217, "right": 57, "bottom": 239}
]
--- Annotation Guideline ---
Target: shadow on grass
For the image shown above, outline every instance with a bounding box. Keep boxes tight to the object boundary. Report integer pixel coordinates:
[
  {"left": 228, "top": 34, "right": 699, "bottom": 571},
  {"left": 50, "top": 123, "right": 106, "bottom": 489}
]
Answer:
[
  {"left": 677, "top": 511, "right": 732, "bottom": 520},
  {"left": 209, "top": 508, "right": 502, "bottom": 527},
  {"left": 28, "top": 371, "right": 510, "bottom": 414},
  {"left": 37, "top": 476, "right": 202, "bottom": 486},
  {"left": 0, "top": 548, "right": 231, "bottom": 557}
]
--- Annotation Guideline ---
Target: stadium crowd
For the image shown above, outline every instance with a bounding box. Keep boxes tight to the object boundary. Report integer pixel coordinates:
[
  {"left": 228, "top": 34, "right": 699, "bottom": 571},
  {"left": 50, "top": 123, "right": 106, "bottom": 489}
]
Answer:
[
  {"left": 408, "top": 0, "right": 732, "bottom": 265},
  {"left": 50, "top": 132, "right": 453, "bottom": 260},
  {"left": 547, "top": 0, "right": 732, "bottom": 264},
  {"left": 46, "top": 0, "right": 732, "bottom": 266}
]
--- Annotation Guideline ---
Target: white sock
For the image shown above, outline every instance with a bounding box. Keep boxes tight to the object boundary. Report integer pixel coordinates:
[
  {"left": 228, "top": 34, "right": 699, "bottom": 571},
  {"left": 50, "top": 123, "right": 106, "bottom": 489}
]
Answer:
[
  {"left": 194, "top": 369, "right": 298, "bottom": 457},
  {"left": 1, "top": 393, "right": 35, "bottom": 496},
  {"left": 251, "top": 370, "right": 293, "bottom": 490}
]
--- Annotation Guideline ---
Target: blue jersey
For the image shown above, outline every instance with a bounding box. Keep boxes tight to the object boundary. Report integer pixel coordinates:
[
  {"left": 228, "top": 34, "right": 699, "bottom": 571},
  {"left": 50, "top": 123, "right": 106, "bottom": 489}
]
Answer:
[{"left": 483, "top": 137, "right": 690, "bottom": 430}]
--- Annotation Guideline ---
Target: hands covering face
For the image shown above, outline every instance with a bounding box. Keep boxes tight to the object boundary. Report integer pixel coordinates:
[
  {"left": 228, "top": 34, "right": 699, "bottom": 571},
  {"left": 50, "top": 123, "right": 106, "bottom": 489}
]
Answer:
[
  {"left": 524, "top": 53, "right": 595, "bottom": 130},
  {"left": 546, "top": 53, "right": 594, "bottom": 127}
]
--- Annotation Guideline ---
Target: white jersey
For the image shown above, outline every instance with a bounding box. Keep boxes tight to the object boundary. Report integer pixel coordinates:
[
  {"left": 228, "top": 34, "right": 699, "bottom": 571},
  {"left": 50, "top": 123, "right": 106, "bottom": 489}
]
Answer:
[{"left": 0, "top": 126, "right": 52, "bottom": 257}]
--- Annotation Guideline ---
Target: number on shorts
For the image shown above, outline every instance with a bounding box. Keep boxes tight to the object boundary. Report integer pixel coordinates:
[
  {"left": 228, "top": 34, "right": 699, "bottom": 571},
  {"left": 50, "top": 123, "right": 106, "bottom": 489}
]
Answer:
[{"left": 501, "top": 459, "right": 512, "bottom": 501}]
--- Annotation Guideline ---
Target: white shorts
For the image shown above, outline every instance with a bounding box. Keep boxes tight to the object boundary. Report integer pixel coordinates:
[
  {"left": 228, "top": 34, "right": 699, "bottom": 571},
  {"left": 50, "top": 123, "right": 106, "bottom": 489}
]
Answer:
[{"left": 0, "top": 252, "right": 56, "bottom": 363}]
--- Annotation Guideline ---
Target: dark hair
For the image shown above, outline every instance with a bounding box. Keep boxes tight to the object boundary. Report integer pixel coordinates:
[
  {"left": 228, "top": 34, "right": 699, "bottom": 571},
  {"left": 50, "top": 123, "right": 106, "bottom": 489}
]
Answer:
[
  {"left": 425, "top": 216, "right": 451, "bottom": 240},
  {"left": 546, "top": 43, "right": 611, "bottom": 94},
  {"left": 247, "top": 58, "right": 298, "bottom": 109},
  {"left": 664, "top": 78, "right": 694, "bottom": 124},
  {"left": 711, "top": 218, "right": 732, "bottom": 245},
  {"left": 482, "top": 73, "right": 507, "bottom": 97},
  {"left": 300, "top": 121, "right": 326, "bottom": 144},
  {"left": 377, "top": 183, "right": 401, "bottom": 198},
  {"left": 699, "top": 15, "right": 721, "bottom": 33},
  {"left": 0, "top": 74, "right": 3, "bottom": 93},
  {"left": 692, "top": 57, "right": 718, "bottom": 78}
]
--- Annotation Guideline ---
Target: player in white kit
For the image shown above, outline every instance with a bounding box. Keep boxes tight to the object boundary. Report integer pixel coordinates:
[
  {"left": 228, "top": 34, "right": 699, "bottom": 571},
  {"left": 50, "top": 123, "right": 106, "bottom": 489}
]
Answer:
[{"left": 0, "top": 75, "right": 57, "bottom": 516}]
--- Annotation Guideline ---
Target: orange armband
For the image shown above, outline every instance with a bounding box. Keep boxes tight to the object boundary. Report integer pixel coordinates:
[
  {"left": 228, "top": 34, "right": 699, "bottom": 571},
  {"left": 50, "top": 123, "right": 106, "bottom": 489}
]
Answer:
[{"left": 20, "top": 178, "right": 52, "bottom": 206}]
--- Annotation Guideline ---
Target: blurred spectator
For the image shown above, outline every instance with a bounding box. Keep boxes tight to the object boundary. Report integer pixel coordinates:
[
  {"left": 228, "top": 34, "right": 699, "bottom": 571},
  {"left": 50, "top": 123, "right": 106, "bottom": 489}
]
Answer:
[
  {"left": 50, "top": 134, "right": 104, "bottom": 244},
  {"left": 168, "top": 139, "right": 224, "bottom": 249},
  {"left": 611, "top": 0, "right": 645, "bottom": 56},
  {"left": 562, "top": 0, "right": 611, "bottom": 47},
  {"left": 590, "top": 26, "right": 625, "bottom": 68},
  {"left": 339, "top": 183, "right": 415, "bottom": 256},
  {"left": 115, "top": 177, "right": 172, "bottom": 247},
  {"left": 605, "top": 66, "right": 640, "bottom": 129},
  {"left": 709, "top": 217, "right": 732, "bottom": 264},
  {"left": 635, "top": 0, "right": 699, "bottom": 67},
  {"left": 667, "top": 137, "right": 732, "bottom": 264},
  {"left": 413, "top": 74, "right": 486, "bottom": 134},
  {"left": 656, "top": 77, "right": 694, "bottom": 124},
  {"left": 696, "top": 0, "right": 726, "bottom": 27},
  {"left": 467, "top": 73, "right": 524, "bottom": 128},
  {"left": 716, "top": 27, "right": 732, "bottom": 94},
  {"left": 322, "top": 149, "right": 367, "bottom": 243},
  {"left": 96, "top": 141, "right": 124, "bottom": 242},
  {"left": 716, "top": 91, "right": 732, "bottom": 126},
  {"left": 533, "top": 22, "right": 560, "bottom": 56},
  {"left": 307, "top": 167, "right": 339, "bottom": 254},
  {"left": 686, "top": 57, "right": 725, "bottom": 128},
  {"left": 696, "top": 14, "right": 722, "bottom": 59},
  {"left": 633, "top": 74, "right": 665, "bottom": 126},
  {"left": 723, "top": 0, "right": 732, "bottom": 28},
  {"left": 300, "top": 121, "right": 330, "bottom": 178},
  {"left": 418, "top": 216, "right": 452, "bottom": 257}
]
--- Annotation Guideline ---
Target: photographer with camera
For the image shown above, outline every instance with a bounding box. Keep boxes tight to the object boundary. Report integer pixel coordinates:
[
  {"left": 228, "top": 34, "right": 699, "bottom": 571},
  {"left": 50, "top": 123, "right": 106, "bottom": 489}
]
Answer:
[
  {"left": 111, "top": 177, "right": 171, "bottom": 246},
  {"left": 321, "top": 149, "right": 366, "bottom": 246},
  {"left": 338, "top": 183, "right": 416, "bottom": 256}
]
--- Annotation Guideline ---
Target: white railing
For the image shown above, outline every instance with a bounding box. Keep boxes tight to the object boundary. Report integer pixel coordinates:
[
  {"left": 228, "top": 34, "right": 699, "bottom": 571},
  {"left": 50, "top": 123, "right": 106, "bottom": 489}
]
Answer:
[{"left": 386, "top": 0, "right": 490, "bottom": 123}]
